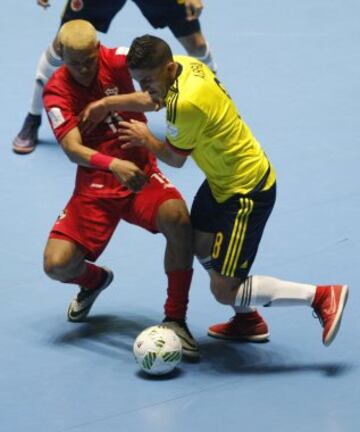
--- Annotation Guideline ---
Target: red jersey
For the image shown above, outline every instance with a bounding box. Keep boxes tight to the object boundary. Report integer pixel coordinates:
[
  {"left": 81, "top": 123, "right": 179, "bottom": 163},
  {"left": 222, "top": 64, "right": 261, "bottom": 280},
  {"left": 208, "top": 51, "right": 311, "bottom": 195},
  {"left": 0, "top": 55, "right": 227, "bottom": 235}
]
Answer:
[{"left": 43, "top": 45, "right": 158, "bottom": 198}]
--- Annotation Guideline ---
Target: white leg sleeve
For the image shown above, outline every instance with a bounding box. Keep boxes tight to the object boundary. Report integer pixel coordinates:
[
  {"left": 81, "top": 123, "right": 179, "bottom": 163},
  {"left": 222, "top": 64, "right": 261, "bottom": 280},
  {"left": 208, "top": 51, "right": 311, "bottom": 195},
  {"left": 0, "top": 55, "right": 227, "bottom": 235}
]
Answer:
[
  {"left": 235, "top": 275, "right": 316, "bottom": 308},
  {"left": 195, "top": 42, "right": 218, "bottom": 73},
  {"left": 29, "top": 45, "right": 63, "bottom": 115}
]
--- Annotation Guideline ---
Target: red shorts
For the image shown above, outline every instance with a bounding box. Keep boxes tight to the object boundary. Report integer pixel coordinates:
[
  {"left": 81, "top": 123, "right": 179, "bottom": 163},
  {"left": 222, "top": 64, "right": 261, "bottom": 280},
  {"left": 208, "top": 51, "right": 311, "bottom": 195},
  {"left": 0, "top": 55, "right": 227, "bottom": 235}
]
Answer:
[{"left": 49, "top": 172, "right": 183, "bottom": 261}]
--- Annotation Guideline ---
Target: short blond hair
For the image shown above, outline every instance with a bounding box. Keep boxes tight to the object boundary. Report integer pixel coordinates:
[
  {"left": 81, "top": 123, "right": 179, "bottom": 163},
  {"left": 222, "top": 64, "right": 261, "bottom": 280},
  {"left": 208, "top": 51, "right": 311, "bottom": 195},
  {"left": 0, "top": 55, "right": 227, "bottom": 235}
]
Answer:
[{"left": 58, "top": 19, "right": 98, "bottom": 50}]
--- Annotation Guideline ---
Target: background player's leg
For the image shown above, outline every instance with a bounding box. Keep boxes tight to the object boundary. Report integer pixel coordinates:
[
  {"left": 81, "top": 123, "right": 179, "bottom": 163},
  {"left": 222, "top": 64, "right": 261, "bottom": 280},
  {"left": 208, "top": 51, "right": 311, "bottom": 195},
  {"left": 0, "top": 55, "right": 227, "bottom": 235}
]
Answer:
[
  {"left": 12, "top": 39, "right": 63, "bottom": 154},
  {"left": 177, "top": 31, "right": 217, "bottom": 72},
  {"left": 135, "top": 0, "right": 218, "bottom": 73}
]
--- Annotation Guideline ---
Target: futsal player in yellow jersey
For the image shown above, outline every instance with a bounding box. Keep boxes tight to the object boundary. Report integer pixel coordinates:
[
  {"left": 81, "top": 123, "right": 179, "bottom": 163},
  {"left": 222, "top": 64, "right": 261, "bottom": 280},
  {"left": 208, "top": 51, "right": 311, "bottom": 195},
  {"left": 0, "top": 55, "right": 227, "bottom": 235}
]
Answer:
[
  {"left": 81, "top": 34, "right": 348, "bottom": 347},
  {"left": 163, "top": 55, "right": 276, "bottom": 204}
]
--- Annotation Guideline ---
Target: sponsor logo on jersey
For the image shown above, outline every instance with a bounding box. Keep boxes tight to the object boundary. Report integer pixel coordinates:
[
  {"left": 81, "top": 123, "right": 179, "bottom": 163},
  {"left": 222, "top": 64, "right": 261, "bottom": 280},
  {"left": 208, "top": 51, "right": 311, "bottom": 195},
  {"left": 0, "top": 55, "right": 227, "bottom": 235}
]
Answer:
[
  {"left": 48, "top": 107, "right": 65, "bottom": 129},
  {"left": 166, "top": 122, "right": 179, "bottom": 138},
  {"left": 105, "top": 87, "right": 119, "bottom": 96},
  {"left": 70, "top": 0, "right": 84, "bottom": 12}
]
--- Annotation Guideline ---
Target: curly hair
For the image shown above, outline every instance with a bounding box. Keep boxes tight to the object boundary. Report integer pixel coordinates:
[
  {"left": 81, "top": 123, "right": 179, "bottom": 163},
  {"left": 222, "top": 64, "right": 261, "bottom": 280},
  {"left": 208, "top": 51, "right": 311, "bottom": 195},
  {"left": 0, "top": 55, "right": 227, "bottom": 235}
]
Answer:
[{"left": 127, "top": 35, "right": 173, "bottom": 70}]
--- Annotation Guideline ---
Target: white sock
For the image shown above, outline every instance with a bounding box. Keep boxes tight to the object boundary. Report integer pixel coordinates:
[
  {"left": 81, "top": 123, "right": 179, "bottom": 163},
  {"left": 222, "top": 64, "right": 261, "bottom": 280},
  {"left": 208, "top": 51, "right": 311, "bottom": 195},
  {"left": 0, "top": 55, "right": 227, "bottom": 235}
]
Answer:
[
  {"left": 235, "top": 275, "right": 316, "bottom": 308},
  {"left": 195, "top": 42, "right": 217, "bottom": 73},
  {"left": 29, "top": 45, "right": 63, "bottom": 115}
]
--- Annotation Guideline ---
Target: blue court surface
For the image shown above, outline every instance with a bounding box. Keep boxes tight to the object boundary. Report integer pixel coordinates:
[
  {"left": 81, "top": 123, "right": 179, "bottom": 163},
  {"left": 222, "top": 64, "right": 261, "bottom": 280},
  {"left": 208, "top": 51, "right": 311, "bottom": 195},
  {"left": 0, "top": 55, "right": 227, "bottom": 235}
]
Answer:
[{"left": 1, "top": 1, "right": 359, "bottom": 431}]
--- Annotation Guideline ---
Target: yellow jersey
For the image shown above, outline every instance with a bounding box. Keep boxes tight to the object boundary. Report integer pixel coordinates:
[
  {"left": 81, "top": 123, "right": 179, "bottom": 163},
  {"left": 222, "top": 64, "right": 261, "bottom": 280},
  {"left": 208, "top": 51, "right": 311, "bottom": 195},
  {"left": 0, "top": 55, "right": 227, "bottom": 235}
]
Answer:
[{"left": 165, "top": 55, "right": 275, "bottom": 203}]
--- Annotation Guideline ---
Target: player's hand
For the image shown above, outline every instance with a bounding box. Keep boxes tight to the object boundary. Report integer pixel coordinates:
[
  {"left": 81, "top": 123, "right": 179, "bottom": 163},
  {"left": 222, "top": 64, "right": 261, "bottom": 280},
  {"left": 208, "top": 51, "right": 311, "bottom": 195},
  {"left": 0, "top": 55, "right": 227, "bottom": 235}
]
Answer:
[
  {"left": 79, "top": 99, "right": 109, "bottom": 134},
  {"left": 109, "top": 159, "right": 148, "bottom": 192},
  {"left": 37, "top": 0, "right": 51, "bottom": 9},
  {"left": 118, "top": 119, "right": 151, "bottom": 149},
  {"left": 185, "top": 0, "right": 203, "bottom": 21}
]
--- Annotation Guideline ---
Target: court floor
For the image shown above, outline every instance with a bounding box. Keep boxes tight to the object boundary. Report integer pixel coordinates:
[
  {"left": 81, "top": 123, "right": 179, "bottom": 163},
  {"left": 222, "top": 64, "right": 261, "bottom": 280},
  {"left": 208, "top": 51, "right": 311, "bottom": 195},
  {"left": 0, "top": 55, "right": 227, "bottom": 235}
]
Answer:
[{"left": 0, "top": 1, "right": 359, "bottom": 431}]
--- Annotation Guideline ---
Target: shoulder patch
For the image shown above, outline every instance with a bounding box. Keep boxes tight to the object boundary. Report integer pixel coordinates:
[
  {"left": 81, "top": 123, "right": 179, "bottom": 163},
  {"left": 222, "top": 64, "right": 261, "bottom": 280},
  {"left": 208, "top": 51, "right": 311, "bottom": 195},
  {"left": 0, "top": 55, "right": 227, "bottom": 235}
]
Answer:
[
  {"left": 116, "top": 46, "right": 129, "bottom": 55},
  {"left": 48, "top": 107, "right": 65, "bottom": 129}
]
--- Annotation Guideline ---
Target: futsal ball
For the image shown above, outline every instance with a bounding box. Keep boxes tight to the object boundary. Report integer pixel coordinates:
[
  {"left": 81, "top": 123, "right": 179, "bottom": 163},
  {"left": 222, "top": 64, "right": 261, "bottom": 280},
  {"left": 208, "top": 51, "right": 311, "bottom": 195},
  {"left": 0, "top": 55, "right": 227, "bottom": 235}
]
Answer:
[{"left": 133, "top": 325, "right": 182, "bottom": 375}]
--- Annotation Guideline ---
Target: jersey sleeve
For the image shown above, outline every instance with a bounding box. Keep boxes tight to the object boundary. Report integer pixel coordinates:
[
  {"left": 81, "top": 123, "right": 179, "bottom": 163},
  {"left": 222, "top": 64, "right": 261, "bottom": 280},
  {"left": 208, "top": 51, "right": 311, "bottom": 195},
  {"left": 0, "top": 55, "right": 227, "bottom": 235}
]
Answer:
[
  {"left": 43, "top": 79, "right": 79, "bottom": 142},
  {"left": 165, "top": 99, "right": 207, "bottom": 154}
]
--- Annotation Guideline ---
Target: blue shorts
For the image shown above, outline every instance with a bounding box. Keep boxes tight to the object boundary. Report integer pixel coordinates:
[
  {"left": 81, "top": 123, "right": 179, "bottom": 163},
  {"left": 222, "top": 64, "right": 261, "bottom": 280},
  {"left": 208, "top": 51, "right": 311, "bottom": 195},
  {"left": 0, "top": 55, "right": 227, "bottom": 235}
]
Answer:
[
  {"left": 61, "top": 0, "right": 200, "bottom": 36},
  {"left": 191, "top": 181, "right": 276, "bottom": 279}
]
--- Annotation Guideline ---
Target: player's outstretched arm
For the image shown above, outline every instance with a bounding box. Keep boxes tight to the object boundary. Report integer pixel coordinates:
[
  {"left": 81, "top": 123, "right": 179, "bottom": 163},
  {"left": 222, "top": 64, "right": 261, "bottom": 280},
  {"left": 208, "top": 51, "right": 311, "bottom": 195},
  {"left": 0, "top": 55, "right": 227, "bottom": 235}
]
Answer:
[
  {"left": 119, "top": 119, "right": 187, "bottom": 168},
  {"left": 79, "top": 92, "right": 159, "bottom": 134},
  {"left": 37, "top": 0, "right": 50, "bottom": 9},
  {"left": 60, "top": 127, "right": 148, "bottom": 192}
]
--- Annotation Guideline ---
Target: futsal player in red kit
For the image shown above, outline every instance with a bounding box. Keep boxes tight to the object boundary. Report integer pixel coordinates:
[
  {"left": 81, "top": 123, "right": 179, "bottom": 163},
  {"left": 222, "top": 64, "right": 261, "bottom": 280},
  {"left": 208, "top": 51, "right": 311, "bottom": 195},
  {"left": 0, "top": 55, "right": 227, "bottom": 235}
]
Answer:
[
  {"left": 42, "top": 19, "right": 199, "bottom": 358},
  {"left": 13, "top": 0, "right": 215, "bottom": 154}
]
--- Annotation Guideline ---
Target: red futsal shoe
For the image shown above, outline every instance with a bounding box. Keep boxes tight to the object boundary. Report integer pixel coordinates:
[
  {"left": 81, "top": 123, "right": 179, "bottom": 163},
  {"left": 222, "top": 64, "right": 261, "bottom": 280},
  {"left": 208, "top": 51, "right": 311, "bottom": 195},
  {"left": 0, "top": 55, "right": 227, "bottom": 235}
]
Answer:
[
  {"left": 312, "top": 285, "right": 349, "bottom": 346},
  {"left": 208, "top": 310, "right": 269, "bottom": 342}
]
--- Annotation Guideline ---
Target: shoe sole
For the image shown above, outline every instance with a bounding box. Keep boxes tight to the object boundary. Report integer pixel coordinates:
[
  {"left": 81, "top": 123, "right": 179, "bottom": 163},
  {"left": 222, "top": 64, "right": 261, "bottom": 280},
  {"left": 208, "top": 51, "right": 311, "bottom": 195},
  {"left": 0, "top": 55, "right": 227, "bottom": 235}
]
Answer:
[
  {"left": 323, "top": 285, "right": 349, "bottom": 346},
  {"left": 67, "top": 268, "right": 114, "bottom": 322},
  {"left": 13, "top": 144, "right": 36, "bottom": 154},
  {"left": 207, "top": 330, "right": 270, "bottom": 342},
  {"left": 13, "top": 136, "right": 38, "bottom": 154}
]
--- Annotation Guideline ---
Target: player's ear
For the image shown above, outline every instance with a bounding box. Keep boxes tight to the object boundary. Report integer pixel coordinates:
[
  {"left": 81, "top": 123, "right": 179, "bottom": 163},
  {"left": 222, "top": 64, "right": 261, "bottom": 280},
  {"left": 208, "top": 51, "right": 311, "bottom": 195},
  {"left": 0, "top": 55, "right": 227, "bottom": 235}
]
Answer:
[{"left": 167, "top": 61, "right": 177, "bottom": 77}]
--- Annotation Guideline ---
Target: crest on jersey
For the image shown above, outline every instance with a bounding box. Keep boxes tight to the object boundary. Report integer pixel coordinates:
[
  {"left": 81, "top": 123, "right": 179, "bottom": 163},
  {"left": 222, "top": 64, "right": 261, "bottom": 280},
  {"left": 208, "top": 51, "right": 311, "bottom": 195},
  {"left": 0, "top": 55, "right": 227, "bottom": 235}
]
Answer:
[
  {"left": 70, "top": 0, "right": 84, "bottom": 12},
  {"left": 166, "top": 122, "right": 179, "bottom": 138},
  {"left": 105, "top": 87, "right": 119, "bottom": 96}
]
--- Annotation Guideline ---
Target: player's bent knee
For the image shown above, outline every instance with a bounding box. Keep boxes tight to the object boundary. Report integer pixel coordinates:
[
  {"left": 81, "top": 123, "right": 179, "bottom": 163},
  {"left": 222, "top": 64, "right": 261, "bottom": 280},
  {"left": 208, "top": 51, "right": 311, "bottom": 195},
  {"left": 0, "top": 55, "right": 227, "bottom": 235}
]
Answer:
[
  {"left": 172, "top": 212, "right": 192, "bottom": 235},
  {"left": 157, "top": 202, "right": 192, "bottom": 238},
  {"left": 43, "top": 251, "right": 73, "bottom": 280}
]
